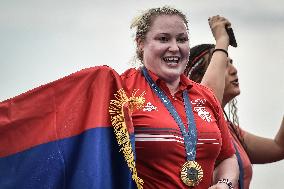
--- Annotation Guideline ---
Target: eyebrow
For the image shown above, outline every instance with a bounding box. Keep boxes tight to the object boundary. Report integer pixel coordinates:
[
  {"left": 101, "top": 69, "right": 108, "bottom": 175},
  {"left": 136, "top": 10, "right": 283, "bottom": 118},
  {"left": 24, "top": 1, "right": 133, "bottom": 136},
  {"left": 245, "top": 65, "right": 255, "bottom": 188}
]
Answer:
[
  {"left": 177, "top": 33, "right": 188, "bottom": 36},
  {"left": 157, "top": 32, "right": 187, "bottom": 36}
]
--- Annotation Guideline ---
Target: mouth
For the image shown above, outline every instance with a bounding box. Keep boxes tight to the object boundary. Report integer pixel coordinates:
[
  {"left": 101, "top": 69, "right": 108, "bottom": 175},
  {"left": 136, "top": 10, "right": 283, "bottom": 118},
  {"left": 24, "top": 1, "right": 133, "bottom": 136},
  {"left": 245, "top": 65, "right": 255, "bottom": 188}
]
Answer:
[
  {"left": 163, "top": 56, "right": 180, "bottom": 64},
  {"left": 231, "top": 78, "right": 239, "bottom": 86}
]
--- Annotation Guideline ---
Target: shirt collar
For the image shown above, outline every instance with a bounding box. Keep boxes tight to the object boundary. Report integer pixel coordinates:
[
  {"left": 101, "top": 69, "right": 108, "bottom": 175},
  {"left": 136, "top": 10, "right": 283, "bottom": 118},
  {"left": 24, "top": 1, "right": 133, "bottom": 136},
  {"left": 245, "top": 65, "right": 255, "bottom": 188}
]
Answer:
[{"left": 143, "top": 67, "right": 193, "bottom": 92}]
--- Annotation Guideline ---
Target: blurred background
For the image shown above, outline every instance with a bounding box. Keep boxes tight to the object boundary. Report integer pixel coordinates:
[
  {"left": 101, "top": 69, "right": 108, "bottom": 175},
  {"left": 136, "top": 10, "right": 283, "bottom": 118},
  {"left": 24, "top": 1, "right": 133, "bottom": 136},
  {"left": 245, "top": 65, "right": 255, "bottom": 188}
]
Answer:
[{"left": 0, "top": 0, "right": 283, "bottom": 188}]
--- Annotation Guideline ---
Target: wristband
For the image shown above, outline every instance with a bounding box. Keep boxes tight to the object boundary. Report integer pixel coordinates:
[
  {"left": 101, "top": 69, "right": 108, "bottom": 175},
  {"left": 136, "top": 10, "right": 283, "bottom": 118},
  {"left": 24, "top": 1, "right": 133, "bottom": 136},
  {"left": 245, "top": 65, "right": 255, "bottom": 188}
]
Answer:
[
  {"left": 217, "top": 178, "right": 234, "bottom": 189},
  {"left": 212, "top": 48, "right": 228, "bottom": 57}
]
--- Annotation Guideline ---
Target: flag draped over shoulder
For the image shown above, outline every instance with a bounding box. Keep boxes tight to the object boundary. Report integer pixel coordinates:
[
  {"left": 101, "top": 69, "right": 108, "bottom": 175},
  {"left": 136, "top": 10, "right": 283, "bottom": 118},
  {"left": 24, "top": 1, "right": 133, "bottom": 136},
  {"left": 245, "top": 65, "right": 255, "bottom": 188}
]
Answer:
[{"left": 0, "top": 66, "right": 142, "bottom": 189}]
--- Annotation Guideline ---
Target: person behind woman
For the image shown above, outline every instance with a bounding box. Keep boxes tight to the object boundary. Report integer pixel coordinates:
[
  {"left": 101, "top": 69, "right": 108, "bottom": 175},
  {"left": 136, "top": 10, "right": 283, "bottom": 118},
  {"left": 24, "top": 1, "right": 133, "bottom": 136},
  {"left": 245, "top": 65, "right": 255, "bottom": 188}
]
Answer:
[
  {"left": 185, "top": 16, "right": 284, "bottom": 189},
  {"left": 121, "top": 6, "right": 239, "bottom": 189}
]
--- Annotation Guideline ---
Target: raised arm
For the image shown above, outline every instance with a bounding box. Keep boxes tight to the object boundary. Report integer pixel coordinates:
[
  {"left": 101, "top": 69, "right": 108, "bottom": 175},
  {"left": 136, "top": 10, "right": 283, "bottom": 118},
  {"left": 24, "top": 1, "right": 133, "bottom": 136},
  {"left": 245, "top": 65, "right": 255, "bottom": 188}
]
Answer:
[
  {"left": 244, "top": 115, "right": 284, "bottom": 163},
  {"left": 201, "top": 16, "right": 231, "bottom": 103}
]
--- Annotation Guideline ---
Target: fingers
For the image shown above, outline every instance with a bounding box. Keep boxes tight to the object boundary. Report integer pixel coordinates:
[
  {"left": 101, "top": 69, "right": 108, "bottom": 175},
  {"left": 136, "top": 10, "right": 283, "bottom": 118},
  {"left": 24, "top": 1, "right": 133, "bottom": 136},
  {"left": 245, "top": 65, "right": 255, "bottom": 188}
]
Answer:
[
  {"left": 208, "top": 15, "right": 231, "bottom": 46},
  {"left": 208, "top": 15, "right": 231, "bottom": 27}
]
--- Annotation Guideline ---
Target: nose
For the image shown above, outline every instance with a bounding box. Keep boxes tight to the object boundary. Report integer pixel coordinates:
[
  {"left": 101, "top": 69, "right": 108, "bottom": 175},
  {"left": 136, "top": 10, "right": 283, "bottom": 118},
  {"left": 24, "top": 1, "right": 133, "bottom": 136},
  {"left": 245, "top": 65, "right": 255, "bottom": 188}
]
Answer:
[
  {"left": 228, "top": 61, "right": 238, "bottom": 75},
  {"left": 168, "top": 40, "right": 179, "bottom": 52}
]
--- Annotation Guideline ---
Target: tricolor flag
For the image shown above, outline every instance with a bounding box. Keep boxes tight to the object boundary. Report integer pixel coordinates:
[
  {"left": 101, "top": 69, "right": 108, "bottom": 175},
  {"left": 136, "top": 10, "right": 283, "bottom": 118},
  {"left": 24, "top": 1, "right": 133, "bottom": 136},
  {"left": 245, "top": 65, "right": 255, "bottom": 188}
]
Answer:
[{"left": 0, "top": 66, "right": 143, "bottom": 189}]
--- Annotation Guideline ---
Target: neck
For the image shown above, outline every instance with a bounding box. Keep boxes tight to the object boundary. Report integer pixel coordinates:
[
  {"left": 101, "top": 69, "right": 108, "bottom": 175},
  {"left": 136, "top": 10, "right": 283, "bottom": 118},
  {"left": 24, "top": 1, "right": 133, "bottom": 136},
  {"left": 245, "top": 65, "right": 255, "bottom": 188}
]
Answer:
[
  {"left": 166, "top": 79, "right": 180, "bottom": 96},
  {"left": 222, "top": 97, "right": 230, "bottom": 108}
]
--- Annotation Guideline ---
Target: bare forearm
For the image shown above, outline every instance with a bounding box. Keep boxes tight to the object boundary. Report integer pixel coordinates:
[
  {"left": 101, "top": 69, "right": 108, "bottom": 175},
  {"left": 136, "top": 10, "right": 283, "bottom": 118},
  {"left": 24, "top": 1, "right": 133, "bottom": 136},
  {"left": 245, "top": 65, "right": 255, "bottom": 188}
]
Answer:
[
  {"left": 211, "top": 155, "right": 239, "bottom": 188},
  {"left": 201, "top": 43, "right": 228, "bottom": 103},
  {"left": 244, "top": 117, "right": 284, "bottom": 163}
]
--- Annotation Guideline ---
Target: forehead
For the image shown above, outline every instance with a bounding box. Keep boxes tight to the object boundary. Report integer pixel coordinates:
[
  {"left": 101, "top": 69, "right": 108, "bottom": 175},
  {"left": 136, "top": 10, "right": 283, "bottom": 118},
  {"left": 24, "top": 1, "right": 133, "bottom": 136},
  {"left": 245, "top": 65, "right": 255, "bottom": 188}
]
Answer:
[{"left": 148, "top": 15, "right": 188, "bottom": 34}]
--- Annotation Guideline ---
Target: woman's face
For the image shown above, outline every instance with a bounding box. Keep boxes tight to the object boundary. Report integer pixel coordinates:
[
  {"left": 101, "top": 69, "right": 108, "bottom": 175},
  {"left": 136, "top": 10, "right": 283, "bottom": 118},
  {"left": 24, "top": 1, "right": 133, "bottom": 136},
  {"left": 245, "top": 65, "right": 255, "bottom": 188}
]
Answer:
[
  {"left": 139, "top": 15, "right": 189, "bottom": 83},
  {"left": 198, "top": 51, "right": 240, "bottom": 104},
  {"left": 223, "top": 58, "right": 241, "bottom": 103}
]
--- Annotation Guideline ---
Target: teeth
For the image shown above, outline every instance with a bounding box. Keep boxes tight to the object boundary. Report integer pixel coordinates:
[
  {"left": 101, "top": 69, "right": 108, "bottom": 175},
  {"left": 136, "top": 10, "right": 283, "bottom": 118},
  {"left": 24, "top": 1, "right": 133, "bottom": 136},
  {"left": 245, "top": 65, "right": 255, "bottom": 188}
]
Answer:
[{"left": 163, "top": 56, "right": 180, "bottom": 63}]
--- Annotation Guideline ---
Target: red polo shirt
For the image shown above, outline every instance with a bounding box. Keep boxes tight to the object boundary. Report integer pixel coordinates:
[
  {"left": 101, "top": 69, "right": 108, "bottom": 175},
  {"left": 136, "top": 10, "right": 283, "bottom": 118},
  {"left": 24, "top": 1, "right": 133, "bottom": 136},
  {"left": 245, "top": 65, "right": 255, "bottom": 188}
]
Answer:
[
  {"left": 121, "top": 67, "right": 235, "bottom": 189},
  {"left": 229, "top": 123, "right": 253, "bottom": 189}
]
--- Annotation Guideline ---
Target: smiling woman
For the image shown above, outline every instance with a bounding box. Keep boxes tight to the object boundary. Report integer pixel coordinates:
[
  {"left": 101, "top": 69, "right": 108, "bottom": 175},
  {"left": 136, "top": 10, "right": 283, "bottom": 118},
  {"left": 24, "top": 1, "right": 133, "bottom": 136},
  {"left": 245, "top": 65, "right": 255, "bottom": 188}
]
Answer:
[
  {"left": 121, "top": 6, "right": 239, "bottom": 189},
  {"left": 0, "top": 1, "right": 283, "bottom": 188},
  {"left": 137, "top": 14, "right": 189, "bottom": 93}
]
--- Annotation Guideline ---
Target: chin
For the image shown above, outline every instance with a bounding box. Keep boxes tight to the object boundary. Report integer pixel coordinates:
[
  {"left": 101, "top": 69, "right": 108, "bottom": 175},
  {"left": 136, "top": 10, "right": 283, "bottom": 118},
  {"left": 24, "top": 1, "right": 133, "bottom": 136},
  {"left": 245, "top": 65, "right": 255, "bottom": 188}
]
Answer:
[
  {"left": 225, "top": 90, "right": 240, "bottom": 100},
  {"left": 164, "top": 72, "right": 181, "bottom": 81},
  {"left": 233, "top": 90, "right": 241, "bottom": 97},
  {"left": 163, "top": 66, "right": 183, "bottom": 75},
  {"left": 231, "top": 85, "right": 241, "bottom": 97},
  {"left": 235, "top": 88, "right": 241, "bottom": 95}
]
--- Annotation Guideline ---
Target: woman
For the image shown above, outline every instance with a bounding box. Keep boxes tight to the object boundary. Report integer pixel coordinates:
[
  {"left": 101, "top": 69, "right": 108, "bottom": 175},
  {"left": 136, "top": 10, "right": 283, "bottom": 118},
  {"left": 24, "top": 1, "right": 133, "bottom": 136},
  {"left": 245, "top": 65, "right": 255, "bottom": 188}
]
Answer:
[
  {"left": 121, "top": 7, "right": 239, "bottom": 189},
  {"left": 185, "top": 16, "right": 284, "bottom": 189}
]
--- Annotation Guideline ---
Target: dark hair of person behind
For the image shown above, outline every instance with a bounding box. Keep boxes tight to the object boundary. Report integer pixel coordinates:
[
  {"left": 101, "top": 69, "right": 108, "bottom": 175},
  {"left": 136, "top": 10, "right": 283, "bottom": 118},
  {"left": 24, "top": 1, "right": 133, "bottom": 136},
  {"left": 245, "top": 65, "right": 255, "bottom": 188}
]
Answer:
[{"left": 184, "top": 44, "right": 214, "bottom": 82}]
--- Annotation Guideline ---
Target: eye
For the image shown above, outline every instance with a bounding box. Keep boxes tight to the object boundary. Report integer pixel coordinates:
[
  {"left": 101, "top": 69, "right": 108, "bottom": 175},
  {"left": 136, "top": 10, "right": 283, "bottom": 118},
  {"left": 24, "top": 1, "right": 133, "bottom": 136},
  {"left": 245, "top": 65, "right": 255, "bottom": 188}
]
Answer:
[
  {"left": 158, "top": 36, "right": 168, "bottom": 42},
  {"left": 177, "top": 36, "right": 188, "bottom": 43}
]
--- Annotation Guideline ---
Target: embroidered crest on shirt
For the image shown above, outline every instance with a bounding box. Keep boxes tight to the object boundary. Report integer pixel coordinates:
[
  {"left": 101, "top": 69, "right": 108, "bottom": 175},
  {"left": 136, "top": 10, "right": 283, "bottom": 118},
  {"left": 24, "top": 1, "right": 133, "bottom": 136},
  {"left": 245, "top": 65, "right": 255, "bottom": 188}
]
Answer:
[
  {"left": 143, "top": 102, "right": 158, "bottom": 112},
  {"left": 191, "top": 99, "right": 212, "bottom": 122}
]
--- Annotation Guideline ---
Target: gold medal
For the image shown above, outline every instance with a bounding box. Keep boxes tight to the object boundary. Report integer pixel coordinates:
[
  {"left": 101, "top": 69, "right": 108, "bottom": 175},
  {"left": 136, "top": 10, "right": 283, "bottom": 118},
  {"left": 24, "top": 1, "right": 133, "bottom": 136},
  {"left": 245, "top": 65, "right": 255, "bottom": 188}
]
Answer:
[{"left": 180, "top": 160, "right": 203, "bottom": 186}]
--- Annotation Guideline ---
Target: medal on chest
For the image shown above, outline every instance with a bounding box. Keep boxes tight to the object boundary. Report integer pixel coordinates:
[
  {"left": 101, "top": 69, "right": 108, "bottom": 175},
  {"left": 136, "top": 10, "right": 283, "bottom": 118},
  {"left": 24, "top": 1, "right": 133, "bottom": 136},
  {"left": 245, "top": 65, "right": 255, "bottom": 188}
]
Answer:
[
  {"left": 142, "top": 67, "right": 203, "bottom": 186},
  {"left": 180, "top": 160, "right": 203, "bottom": 186}
]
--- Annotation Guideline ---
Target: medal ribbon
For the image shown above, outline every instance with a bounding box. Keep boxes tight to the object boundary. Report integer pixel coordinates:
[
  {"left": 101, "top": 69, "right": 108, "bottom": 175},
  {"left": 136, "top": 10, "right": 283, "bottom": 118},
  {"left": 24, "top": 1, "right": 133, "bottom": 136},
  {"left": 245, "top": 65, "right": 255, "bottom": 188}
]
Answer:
[
  {"left": 233, "top": 141, "right": 244, "bottom": 189},
  {"left": 141, "top": 67, "right": 197, "bottom": 161},
  {"left": 224, "top": 112, "right": 245, "bottom": 189}
]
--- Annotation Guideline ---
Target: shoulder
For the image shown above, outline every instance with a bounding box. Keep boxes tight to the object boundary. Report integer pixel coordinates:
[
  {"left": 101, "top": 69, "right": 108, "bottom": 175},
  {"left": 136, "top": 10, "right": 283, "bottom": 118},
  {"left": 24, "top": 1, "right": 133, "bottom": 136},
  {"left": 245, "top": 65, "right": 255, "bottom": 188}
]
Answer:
[
  {"left": 120, "top": 67, "right": 146, "bottom": 92},
  {"left": 189, "top": 79, "right": 218, "bottom": 102},
  {"left": 188, "top": 79, "right": 223, "bottom": 120},
  {"left": 120, "top": 68, "right": 140, "bottom": 79},
  {"left": 191, "top": 79, "right": 214, "bottom": 92},
  {"left": 120, "top": 68, "right": 144, "bottom": 84},
  {"left": 84, "top": 65, "right": 116, "bottom": 73},
  {"left": 76, "top": 65, "right": 119, "bottom": 77}
]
